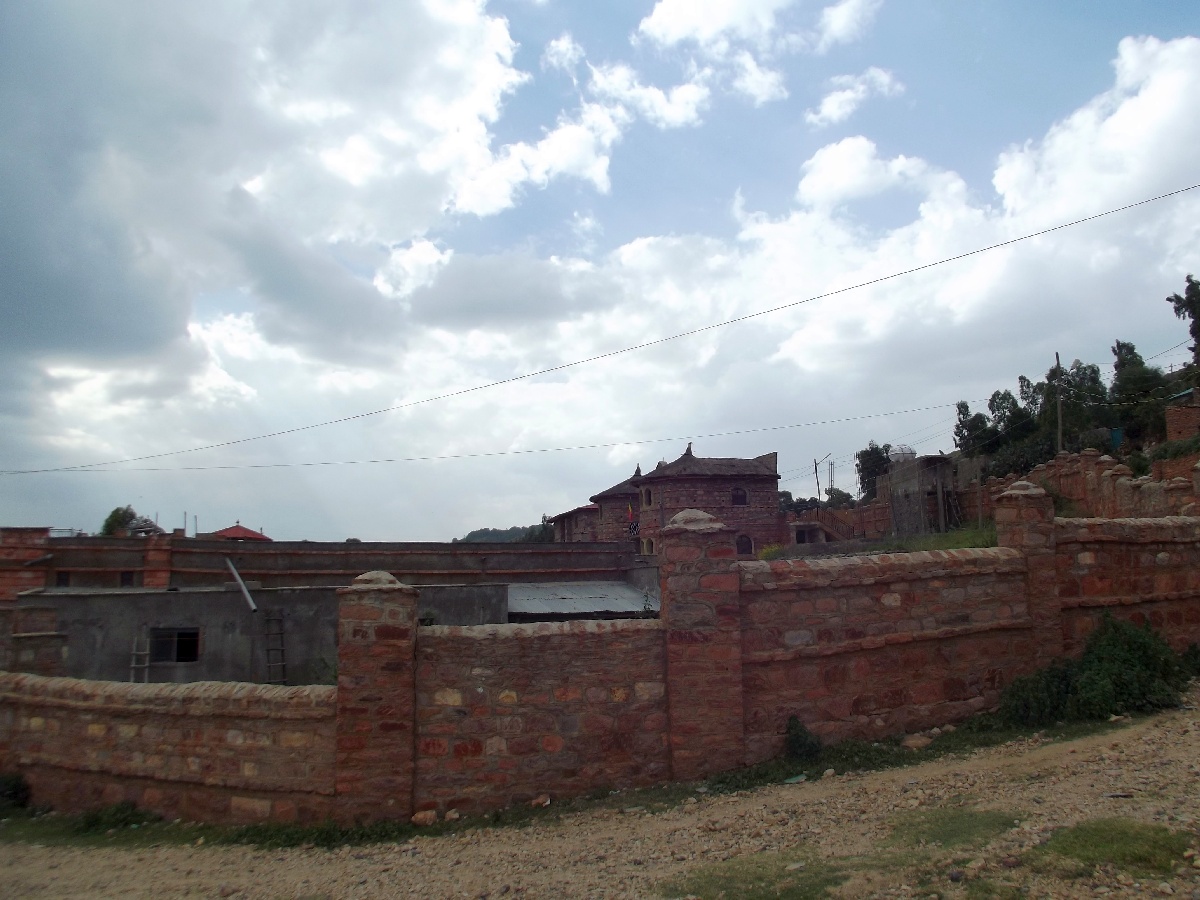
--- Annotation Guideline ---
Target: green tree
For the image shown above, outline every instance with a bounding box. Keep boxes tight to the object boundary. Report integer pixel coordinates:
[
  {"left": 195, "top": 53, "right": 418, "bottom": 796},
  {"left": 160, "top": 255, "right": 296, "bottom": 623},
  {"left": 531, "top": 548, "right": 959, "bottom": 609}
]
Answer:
[
  {"left": 1109, "top": 340, "right": 1167, "bottom": 445},
  {"left": 854, "top": 440, "right": 891, "bottom": 502},
  {"left": 100, "top": 505, "right": 137, "bottom": 536},
  {"left": 1166, "top": 274, "right": 1200, "bottom": 368},
  {"left": 824, "top": 487, "right": 856, "bottom": 509},
  {"left": 953, "top": 401, "right": 995, "bottom": 457}
]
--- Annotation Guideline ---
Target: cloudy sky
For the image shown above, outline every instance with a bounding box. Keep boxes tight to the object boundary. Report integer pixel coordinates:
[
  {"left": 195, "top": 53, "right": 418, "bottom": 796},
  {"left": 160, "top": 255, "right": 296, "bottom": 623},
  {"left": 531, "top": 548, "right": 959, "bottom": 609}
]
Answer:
[{"left": 3, "top": 1, "right": 1200, "bottom": 541}]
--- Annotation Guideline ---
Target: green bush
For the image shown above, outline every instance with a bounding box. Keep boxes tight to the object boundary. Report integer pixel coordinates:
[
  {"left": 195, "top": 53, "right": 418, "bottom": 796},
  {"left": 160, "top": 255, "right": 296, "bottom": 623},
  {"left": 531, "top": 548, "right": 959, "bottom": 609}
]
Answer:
[
  {"left": 998, "top": 616, "right": 1189, "bottom": 727},
  {"left": 783, "top": 716, "right": 822, "bottom": 764},
  {"left": 0, "top": 773, "right": 31, "bottom": 813}
]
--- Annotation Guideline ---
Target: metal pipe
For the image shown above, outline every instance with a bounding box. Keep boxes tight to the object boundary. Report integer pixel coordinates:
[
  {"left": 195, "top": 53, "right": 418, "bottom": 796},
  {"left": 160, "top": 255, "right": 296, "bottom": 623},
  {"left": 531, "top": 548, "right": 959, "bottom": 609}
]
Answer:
[{"left": 225, "top": 557, "right": 258, "bottom": 613}]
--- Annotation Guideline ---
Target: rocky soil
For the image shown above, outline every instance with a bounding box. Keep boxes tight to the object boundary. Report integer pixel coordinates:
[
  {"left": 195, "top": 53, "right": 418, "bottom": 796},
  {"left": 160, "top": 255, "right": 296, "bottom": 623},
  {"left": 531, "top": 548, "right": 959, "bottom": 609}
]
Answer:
[{"left": 4, "top": 686, "right": 1200, "bottom": 899}]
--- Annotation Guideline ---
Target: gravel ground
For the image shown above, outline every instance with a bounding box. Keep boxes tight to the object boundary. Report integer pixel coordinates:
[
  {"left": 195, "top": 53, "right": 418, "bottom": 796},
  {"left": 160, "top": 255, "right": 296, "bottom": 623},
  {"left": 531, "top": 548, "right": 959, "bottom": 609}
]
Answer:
[{"left": 4, "top": 686, "right": 1199, "bottom": 899}]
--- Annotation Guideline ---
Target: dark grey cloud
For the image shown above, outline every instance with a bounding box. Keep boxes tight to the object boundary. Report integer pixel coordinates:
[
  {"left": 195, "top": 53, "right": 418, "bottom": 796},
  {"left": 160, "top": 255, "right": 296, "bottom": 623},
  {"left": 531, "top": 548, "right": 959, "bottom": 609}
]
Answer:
[{"left": 406, "top": 253, "right": 621, "bottom": 328}]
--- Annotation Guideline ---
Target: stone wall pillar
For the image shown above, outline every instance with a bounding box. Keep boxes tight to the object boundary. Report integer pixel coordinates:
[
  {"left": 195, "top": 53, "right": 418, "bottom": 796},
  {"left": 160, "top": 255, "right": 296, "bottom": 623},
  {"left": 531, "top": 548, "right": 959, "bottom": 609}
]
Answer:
[
  {"left": 658, "top": 510, "right": 745, "bottom": 781},
  {"left": 334, "top": 571, "right": 418, "bottom": 825},
  {"left": 995, "top": 481, "right": 1061, "bottom": 666}
]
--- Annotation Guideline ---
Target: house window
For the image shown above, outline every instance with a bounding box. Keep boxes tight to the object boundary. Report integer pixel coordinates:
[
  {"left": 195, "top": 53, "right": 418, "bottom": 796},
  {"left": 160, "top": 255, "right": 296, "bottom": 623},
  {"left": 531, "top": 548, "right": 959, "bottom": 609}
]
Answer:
[
  {"left": 736, "top": 535, "right": 754, "bottom": 556},
  {"left": 150, "top": 628, "right": 201, "bottom": 664},
  {"left": 644, "top": 489, "right": 653, "bottom": 505},
  {"left": 119, "top": 571, "right": 135, "bottom": 587},
  {"left": 731, "top": 488, "right": 748, "bottom": 506},
  {"left": 640, "top": 538, "right": 655, "bottom": 555},
  {"left": 795, "top": 527, "right": 807, "bottom": 544},
  {"left": 55, "top": 571, "right": 70, "bottom": 588}
]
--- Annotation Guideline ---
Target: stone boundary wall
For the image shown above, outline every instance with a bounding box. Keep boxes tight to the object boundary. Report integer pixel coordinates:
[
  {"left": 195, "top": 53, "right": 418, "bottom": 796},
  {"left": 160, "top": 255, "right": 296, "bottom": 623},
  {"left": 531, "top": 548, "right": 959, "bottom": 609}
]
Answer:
[
  {"left": 0, "top": 675, "right": 335, "bottom": 824},
  {"left": 414, "top": 619, "right": 668, "bottom": 816},
  {"left": 1055, "top": 517, "right": 1200, "bottom": 656},
  {"left": 5, "top": 492, "right": 1200, "bottom": 826},
  {"left": 736, "top": 548, "right": 1033, "bottom": 762}
]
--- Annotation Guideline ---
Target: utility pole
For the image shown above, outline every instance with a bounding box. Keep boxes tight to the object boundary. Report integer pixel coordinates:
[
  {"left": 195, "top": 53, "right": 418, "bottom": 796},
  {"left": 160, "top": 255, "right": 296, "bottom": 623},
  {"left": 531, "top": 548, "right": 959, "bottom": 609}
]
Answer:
[
  {"left": 1056, "top": 351, "right": 1064, "bottom": 453},
  {"left": 814, "top": 453, "right": 830, "bottom": 502}
]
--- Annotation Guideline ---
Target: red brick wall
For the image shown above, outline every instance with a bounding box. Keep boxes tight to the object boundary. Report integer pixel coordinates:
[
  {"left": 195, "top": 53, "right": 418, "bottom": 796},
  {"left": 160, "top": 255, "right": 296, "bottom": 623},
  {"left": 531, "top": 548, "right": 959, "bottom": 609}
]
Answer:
[
  {"left": 0, "top": 528, "right": 50, "bottom": 602},
  {"left": 1055, "top": 517, "right": 1200, "bottom": 656},
  {"left": 0, "top": 674, "right": 335, "bottom": 824},
  {"left": 1166, "top": 405, "right": 1200, "bottom": 442},
  {"left": 737, "top": 548, "right": 1034, "bottom": 761},
  {"left": 414, "top": 619, "right": 668, "bottom": 816}
]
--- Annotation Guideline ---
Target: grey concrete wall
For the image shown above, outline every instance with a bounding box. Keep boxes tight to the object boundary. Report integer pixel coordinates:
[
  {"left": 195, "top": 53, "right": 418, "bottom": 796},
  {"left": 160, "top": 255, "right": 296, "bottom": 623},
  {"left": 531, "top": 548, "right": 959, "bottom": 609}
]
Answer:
[
  {"left": 416, "top": 584, "right": 507, "bottom": 626},
  {"left": 20, "top": 587, "right": 339, "bottom": 685}
]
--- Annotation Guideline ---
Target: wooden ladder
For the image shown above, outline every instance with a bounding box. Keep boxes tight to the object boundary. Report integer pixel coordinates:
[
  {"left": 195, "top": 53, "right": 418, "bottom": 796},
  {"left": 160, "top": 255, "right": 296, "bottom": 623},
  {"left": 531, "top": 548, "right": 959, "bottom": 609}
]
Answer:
[
  {"left": 129, "top": 627, "right": 150, "bottom": 683},
  {"left": 264, "top": 613, "right": 287, "bottom": 685}
]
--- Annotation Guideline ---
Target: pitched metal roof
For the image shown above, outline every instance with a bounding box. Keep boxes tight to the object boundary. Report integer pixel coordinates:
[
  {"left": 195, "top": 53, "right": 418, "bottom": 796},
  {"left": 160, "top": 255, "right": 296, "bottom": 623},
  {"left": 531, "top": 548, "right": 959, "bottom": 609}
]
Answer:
[
  {"left": 589, "top": 465, "right": 642, "bottom": 501},
  {"left": 634, "top": 444, "right": 779, "bottom": 482}
]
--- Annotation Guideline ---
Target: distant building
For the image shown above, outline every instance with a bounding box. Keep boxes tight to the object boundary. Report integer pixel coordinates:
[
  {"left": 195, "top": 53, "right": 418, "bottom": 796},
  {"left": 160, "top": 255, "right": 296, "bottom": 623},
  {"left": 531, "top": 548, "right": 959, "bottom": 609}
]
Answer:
[
  {"left": 552, "top": 445, "right": 785, "bottom": 557},
  {"left": 632, "top": 444, "right": 782, "bottom": 556}
]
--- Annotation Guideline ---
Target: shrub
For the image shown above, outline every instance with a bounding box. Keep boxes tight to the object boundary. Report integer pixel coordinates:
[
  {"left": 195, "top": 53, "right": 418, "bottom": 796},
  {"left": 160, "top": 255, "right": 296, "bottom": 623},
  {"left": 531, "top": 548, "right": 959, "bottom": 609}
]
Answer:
[
  {"left": 998, "top": 616, "right": 1188, "bottom": 728},
  {"left": 0, "top": 773, "right": 31, "bottom": 813},
  {"left": 783, "top": 716, "right": 822, "bottom": 764}
]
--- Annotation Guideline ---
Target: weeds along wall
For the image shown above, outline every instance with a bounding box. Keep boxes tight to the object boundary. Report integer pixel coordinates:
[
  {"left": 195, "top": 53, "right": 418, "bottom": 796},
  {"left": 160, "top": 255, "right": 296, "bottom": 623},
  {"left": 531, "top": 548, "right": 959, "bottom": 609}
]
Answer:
[
  {"left": 0, "top": 675, "right": 336, "bottom": 824},
  {"left": 5, "top": 485, "right": 1200, "bottom": 826}
]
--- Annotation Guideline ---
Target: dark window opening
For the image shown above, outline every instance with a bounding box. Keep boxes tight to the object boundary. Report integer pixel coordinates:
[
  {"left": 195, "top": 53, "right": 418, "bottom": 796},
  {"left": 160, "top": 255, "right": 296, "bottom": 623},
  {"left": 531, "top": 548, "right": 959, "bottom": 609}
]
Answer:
[
  {"left": 736, "top": 535, "right": 754, "bottom": 556},
  {"left": 55, "top": 571, "right": 70, "bottom": 588},
  {"left": 731, "top": 487, "right": 748, "bottom": 506},
  {"left": 644, "top": 489, "right": 653, "bottom": 505},
  {"left": 795, "top": 528, "right": 807, "bottom": 544},
  {"left": 119, "top": 571, "right": 135, "bottom": 587},
  {"left": 150, "top": 628, "right": 201, "bottom": 664}
]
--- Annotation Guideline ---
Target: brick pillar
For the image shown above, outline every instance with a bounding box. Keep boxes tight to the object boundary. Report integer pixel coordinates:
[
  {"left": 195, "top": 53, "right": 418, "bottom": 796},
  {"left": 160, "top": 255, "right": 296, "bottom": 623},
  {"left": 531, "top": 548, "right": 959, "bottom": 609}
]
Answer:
[
  {"left": 995, "top": 481, "right": 1061, "bottom": 666},
  {"left": 658, "top": 509, "right": 745, "bottom": 781},
  {"left": 334, "top": 570, "right": 418, "bottom": 825},
  {"left": 143, "top": 533, "right": 173, "bottom": 589}
]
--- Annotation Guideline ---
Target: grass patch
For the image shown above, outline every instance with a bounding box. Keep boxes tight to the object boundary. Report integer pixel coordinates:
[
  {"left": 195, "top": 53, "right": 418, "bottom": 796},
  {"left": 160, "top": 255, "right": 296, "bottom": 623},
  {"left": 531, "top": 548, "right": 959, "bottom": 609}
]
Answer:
[
  {"left": 876, "top": 525, "right": 998, "bottom": 553},
  {"left": 0, "top": 806, "right": 224, "bottom": 849},
  {"left": 1037, "top": 818, "right": 1192, "bottom": 875},
  {"left": 658, "top": 852, "right": 848, "bottom": 900},
  {"left": 888, "top": 808, "right": 1020, "bottom": 850},
  {"left": 964, "top": 878, "right": 1024, "bottom": 899}
]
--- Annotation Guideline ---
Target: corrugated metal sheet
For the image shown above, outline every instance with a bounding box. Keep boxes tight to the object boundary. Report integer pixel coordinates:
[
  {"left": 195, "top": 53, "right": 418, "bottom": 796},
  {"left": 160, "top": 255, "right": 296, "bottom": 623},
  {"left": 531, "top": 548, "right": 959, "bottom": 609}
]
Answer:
[{"left": 506, "top": 581, "right": 659, "bottom": 616}]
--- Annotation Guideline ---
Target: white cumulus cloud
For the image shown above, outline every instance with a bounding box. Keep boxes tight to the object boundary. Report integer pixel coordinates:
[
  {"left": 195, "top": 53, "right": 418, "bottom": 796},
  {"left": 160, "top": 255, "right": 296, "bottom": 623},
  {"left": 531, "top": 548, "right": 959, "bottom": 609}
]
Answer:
[
  {"left": 812, "top": 0, "right": 884, "bottom": 53},
  {"left": 588, "top": 64, "right": 711, "bottom": 128},
  {"left": 805, "top": 66, "right": 904, "bottom": 127},
  {"left": 731, "top": 52, "right": 789, "bottom": 105},
  {"left": 637, "top": 0, "right": 799, "bottom": 52},
  {"left": 542, "top": 33, "right": 584, "bottom": 74}
]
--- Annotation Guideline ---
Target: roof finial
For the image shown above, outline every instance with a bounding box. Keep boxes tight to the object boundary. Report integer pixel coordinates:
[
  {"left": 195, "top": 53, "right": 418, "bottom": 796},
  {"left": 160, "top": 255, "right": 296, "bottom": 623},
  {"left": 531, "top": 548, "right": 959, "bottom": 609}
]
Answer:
[
  {"left": 634, "top": 464, "right": 642, "bottom": 476},
  {"left": 684, "top": 442, "right": 693, "bottom": 456}
]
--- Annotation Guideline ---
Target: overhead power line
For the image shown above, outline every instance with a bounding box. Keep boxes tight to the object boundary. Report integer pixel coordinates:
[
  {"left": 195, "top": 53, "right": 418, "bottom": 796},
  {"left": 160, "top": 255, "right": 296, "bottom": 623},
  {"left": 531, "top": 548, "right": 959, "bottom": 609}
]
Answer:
[
  {"left": 5, "top": 403, "right": 966, "bottom": 475},
  {"left": 6, "top": 182, "right": 1198, "bottom": 478}
]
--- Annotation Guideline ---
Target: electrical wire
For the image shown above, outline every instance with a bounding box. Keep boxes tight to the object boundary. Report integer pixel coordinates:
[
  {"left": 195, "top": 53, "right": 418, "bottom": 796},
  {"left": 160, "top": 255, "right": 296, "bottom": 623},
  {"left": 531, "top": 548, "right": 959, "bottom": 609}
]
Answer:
[
  {"left": 6, "top": 182, "right": 1199, "bottom": 478},
  {"left": 7, "top": 402, "right": 969, "bottom": 475}
]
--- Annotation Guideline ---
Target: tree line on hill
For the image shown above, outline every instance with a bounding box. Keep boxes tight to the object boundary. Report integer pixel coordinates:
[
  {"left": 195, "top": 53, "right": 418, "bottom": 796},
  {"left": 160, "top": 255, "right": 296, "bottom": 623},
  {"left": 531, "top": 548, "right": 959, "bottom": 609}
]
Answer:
[{"left": 822, "top": 276, "right": 1200, "bottom": 506}]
